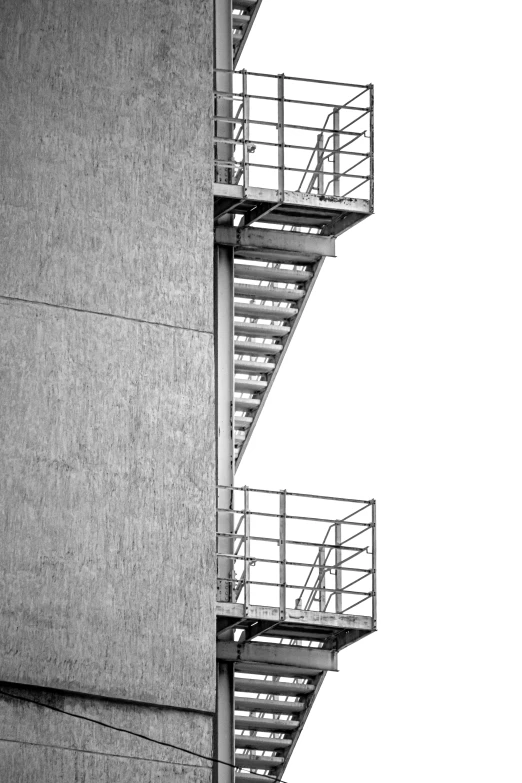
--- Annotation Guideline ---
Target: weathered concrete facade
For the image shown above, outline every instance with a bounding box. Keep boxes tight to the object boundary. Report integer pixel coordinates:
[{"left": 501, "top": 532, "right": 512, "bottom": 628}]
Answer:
[{"left": 0, "top": 0, "right": 215, "bottom": 778}]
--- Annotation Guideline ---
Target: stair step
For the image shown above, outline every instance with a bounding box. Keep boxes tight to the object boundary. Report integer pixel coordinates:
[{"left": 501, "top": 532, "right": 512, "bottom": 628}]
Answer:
[
  {"left": 235, "top": 248, "right": 320, "bottom": 265},
  {"left": 235, "top": 397, "right": 261, "bottom": 410},
  {"left": 234, "top": 302, "right": 298, "bottom": 320},
  {"left": 236, "top": 775, "right": 279, "bottom": 783},
  {"left": 235, "top": 697, "right": 305, "bottom": 714},
  {"left": 235, "top": 431, "right": 246, "bottom": 443},
  {"left": 234, "top": 282, "right": 305, "bottom": 302},
  {"left": 236, "top": 662, "right": 319, "bottom": 679},
  {"left": 235, "top": 716, "right": 298, "bottom": 732},
  {"left": 235, "top": 678, "right": 314, "bottom": 696},
  {"left": 234, "top": 339, "right": 283, "bottom": 356},
  {"left": 235, "top": 379, "right": 267, "bottom": 393},
  {"left": 234, "top": 415, "right": 253, "bottom": 429},
  {"left": 235, "top": 359, "right": 275, "bottom": 374},
  {"left": 235, "top": 736, "right": 292, "bottom": 751},
  {"left": 234, "top": 322, "right": 290, "bottom": 338},
  {"left": 235, "top": 263, "right": 312, "bottom": 284},
  {"left": 235, "top": 754, "right": 284, "bottom": 769},
  {"left": 232, "top": 13, "right": 250, "bottom": 28}
]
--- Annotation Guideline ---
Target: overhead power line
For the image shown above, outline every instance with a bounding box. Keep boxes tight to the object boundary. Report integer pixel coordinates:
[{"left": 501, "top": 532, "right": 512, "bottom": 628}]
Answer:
[{"left": 0, "top": 688, "right": 289, "bottom": 783}]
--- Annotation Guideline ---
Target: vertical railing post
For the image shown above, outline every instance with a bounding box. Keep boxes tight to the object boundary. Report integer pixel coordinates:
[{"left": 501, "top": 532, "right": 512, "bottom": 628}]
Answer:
[
  {"left": 242, "top": 69, "right": 249, "bottom": 196},
  {"left": 372, "top": 499, "right": 377, "bottom": 630},
  {"left": 369, "top": 84, "right": 374, "bottom": 211},
  {"left": 244, "top": 486, "right": 250, "bottom": 616},
  {"left": 319, "top": 546, "right": 326, "bottom": 612},
  {"left": 335, "top": 519, "right": 342, "bottom": 614},
  {"left": 279, "top": 490, "right": 287, "bottom": 620},
  {"left": 333, "top": 108, "right": 340, "bottom": 197},
  {"left": 317, "top": 132, "right": 324, "bottom": 195},
  {"left": 277, "top": 74, "right": 285, "bottom": 200}
]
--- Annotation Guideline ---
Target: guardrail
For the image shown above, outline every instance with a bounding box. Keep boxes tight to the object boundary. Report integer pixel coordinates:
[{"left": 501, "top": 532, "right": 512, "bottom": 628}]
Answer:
[
  {"left": 214, "top": 69, "right": 374, "bottom": 205},
  {"left": 216, "top": 486, "right": 376, "bottom": 623}
]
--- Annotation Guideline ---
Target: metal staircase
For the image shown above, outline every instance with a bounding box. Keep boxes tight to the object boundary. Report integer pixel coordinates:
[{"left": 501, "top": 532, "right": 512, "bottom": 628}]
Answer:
[
  {"left": 232, "top": 1, "right": 264, "bottom": 65},
  {"left": 229, "top": 227, "right": 330, "bottom": 465},
  {"left": 234, "top": 658, "right": 324, "bottom": 782},
  {"left": 213, "top": 61, "right": 376, "bottom": 782},
  {"left": 214, "top": 69, "right": 374, "bottom": 466},
  {"left": 216, "top": 486, "right": 376, "bottom": 781}
]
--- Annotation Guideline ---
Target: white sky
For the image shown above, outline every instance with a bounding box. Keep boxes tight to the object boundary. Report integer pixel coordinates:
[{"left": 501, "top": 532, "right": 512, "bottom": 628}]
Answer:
[{"left": 235, "top": 1, "right": 521, "bottom": 780}]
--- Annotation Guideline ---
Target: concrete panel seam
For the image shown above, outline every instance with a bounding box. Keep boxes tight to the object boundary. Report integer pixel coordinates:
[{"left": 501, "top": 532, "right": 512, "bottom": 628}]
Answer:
[
  {"left": 0, "top": 738, "right": 211, "bottom": 769},
  {"left": 0, "top": 295, "right": 213, "bottom": 336}
]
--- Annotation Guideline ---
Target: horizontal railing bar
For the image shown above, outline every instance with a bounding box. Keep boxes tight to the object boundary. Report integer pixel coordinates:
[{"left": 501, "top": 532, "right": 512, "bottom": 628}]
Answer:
[
  {"left": 214, "top": 116, "right": 365, "bottom": 136},
  {"left": 214, "top": 89, "right": 369, "bottom": 112},
  {"left": 213, "top": 137, "right": 368, "bottom": 156},
  {"left": 214, "top": 67, "right": 371, "bottom": 90},
  {"left": 216, "top": 531, "right": 369, "bottom": 553},
  {"left": 220, "top": 575, "right": 372, "bottom": 596},
  {"left": 217, "top": 485, "right": 372, "bottom": 504},
  {"left": 215, "top": 160, "right": 369, "bottom": 179},
  {"left": 217, "top": 508, "right": 370, "bottom": 526},
  {"left": 216, "top": 551, "right": 369, "bottom": 570}
]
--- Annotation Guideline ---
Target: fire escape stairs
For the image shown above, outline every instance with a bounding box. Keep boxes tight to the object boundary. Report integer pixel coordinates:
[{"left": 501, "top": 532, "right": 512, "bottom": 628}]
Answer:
[
  {"left": 220, "top": 225, "right": 338, "bottom": 466},
  {"left": 222, "top": 621, "right": 369, "bottom": 782},
  {"left": 234, "top": 662, "right": 323, "bottom": 782}
]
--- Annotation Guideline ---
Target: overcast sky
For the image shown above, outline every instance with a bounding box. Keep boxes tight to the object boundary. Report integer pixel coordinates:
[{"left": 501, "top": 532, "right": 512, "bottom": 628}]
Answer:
[{"left": 235, "top": 1, "right": 521, "bottom": 780}]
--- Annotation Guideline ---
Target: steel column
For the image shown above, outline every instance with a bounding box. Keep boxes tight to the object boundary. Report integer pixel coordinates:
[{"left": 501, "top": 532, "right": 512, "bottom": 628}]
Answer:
[
  {"left": 369, "top": 85, "right": 374, "bottom": 210},
  {"left": 279, "top": 490, "right": 287, "bottom": 620},
  {"left": 335, "top": 520, "right": 342, "bottom": 613},
  {"left": 317, "top": 132, "right": 324, "bottom": 195},
  {"left": 242, "top": 70, "right": 250, "bottom": 195},
  {"left": 333, "top": 108, "right": 340, "bottom": 197},
  {"left": 318, "top": 546, "right": 326, "bottom": 612},
  {"left": 277, "top": 74, "right": 285, "bottom": 199},
  {"left": 372, "top": 499, "right": 377, "bottom": 630},
  {"left": 215, "top": 4, "right": 235, "bottom": 783},
  {"left": 243, "top": 486, "right": 250, "bottom": 615},
  {"left": 215, "top": 660, "right": 235, "bottom": 783}
]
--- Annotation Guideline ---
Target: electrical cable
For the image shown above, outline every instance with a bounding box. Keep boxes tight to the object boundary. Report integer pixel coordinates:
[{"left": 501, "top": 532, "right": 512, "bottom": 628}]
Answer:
[{"left": 0, "top": 688, "right": 289, "bottom": 783}]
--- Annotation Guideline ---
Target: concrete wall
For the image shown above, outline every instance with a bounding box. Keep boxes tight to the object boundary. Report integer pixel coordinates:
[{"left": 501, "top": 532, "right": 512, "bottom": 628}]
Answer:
[
  {"left": 0, "top": 0, "right": 215, "bottom": 778},
  {"left": 0, "top": 684, "right": 213, "bottom": 783}
]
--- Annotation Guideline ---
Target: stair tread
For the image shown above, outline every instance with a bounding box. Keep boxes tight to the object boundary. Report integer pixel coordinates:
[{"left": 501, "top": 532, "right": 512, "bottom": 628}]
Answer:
[
  {"left": 235, "top": 248, "right": 320, "bottom": 264},
  {"left": 235, "top": 754, "right": 284, "bottom": 768},
  {"left": 234, "top": 322, "right": 290, "bottom": 338},
  {"left": 234, "top": 339, "right": 283, "bottom": 355},
  {"left": 235, "top": 282, "right": 305, "bottom": 302},
  {"left": 236, "top": 776, "right": 278, "bottom": 783},
  {"left": 234, "top": 302, "right": 298, "bottom": 320},
  {"left": 235, "top": 736, "right": 292, "bottom": 751},
  {"left": 236, "top": 662, "right": 319, "bottom": 679},
  {"left": 235, "top": 397, "right": 261, "bottom": 410},
  {"left": 235, "top": 263, "right": 312, "bottom": 284},
  {"left": 235, "top": 716, "right": 298, "bottom": 732},
  {"left": 234, "top": 415, "right": 253, "bottom": 428},
  {"left": 235, "top": 696, "right": 305, "bottom": 714},
  {"left": 235, "top": 359, "right": 275, "bottom": 373},
  {"left": 235, "top": 677, "right": 314, "bottom": 696}
]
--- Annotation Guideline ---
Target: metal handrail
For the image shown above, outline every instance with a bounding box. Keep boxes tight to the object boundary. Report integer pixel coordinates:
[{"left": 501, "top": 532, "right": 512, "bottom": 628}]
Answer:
[
  {"left": 216, "top": 485, "right": 376, "bottom": 623},
  {"left": 213, "top": 68, "right": 373, "bottom": 205}
]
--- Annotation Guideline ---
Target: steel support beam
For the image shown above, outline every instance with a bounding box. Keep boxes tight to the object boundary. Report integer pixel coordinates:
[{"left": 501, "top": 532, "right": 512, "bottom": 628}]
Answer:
[
  {"left": 215, "top": 225, "right": 336, "bottom": 256},
  {"left": 217, "top": 640, "right": 339, "bottom": 671}
]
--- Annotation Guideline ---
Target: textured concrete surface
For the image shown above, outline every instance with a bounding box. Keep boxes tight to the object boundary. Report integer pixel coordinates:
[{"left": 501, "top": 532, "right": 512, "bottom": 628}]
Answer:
[
  {"left": 0, "top": 0, "right": 216, "bottom": 729},
  {"left": 0, "top": 0, "right": 214, "bottom": 333},
  {"left": 0, "top": 299, "right": 215, "bottom": 710},
  {"left": 0, "top": 685, "right": 213, "bottom": 782}
]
